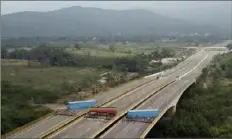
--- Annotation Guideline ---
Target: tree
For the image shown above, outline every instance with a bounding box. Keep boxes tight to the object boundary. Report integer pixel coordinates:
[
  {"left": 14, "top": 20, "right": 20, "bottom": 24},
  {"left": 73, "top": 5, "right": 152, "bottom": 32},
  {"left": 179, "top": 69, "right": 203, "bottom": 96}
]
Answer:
[
  {"left": 161, "top": 48, "right": 174, "bottom": 58},
  {"left": 30, "top": 44, "right": 51, "bottom": 66},
  {"left": 150, "top": 50, "right": 162, "bottom": 60},
  {"left": 74, "top": 43, "right": 81, "bottom": 50},
  {"left": 109, "top": 44, "right": 116, "bottom": 52},
  {"left": 8, "top": 49, "right": 30, "bottom": 59}
]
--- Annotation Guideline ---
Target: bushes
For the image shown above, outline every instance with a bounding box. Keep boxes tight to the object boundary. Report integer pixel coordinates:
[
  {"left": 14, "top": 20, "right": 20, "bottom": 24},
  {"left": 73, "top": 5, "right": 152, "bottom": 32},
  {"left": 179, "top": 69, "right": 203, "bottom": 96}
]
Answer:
[
  {"left": 1, "top": 81, "right": 52, "bottom": 134},
  {"left": 1, "top": 105, "right": 51, "bottom": 134},
  {"left": 2, "top": 81, "right": 59, "bottom": 104},
  {"left": 3, "top": 45, "right": 176, "bottom": 73}
]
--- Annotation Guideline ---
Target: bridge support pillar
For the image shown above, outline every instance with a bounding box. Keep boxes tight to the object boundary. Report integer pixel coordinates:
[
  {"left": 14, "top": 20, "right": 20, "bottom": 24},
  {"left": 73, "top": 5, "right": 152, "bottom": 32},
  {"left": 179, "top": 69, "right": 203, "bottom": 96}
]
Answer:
[{"left": 162, "top": 106, "right": 176, "bottom": 121}]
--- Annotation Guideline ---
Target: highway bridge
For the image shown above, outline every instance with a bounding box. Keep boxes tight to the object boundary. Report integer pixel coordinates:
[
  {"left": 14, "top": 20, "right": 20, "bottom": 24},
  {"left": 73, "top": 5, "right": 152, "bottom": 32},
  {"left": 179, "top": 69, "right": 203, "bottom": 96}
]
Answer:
[{"left": 5, "top": 43, "right": 229, "bottom": 139}]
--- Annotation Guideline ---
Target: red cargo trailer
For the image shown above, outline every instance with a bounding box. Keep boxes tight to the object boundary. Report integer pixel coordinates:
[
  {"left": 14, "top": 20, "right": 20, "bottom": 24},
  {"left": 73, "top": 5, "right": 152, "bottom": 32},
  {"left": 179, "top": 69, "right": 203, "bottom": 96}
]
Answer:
[{"left": 87, "top": 107, "right": 117, "bottom": 117}]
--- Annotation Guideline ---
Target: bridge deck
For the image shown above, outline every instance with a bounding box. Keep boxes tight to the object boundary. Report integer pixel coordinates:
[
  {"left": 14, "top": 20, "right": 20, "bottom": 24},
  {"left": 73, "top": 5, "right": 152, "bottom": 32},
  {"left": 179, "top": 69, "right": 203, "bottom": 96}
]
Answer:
[
  {"left": 49, "top": 77, "right": 174, "bottom": 138},
  {"left": 8, "top": 66, "right": 160, "bottom": 138},
  {"left": 101, "top": 79, "right": 193, "bottom": 138},
  {"left": 49, "top": 50, "right": 208, "bottom": 138},
  {"left": 101, "top": 51, "right": 219, "bottom": 138},
  {"left": 7, "top": 47, "right": 224, "bottom": 138}
]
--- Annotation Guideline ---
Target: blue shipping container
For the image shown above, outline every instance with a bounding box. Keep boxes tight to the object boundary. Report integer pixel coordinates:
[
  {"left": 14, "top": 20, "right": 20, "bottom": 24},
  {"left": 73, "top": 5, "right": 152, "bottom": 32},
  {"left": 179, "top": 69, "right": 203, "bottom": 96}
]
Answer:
[
  {"left": 68, "top": 100, "right": 97, "bottom": 110},
  {"left": 127, "top": 109, "right": 160, "bottom": 118}
]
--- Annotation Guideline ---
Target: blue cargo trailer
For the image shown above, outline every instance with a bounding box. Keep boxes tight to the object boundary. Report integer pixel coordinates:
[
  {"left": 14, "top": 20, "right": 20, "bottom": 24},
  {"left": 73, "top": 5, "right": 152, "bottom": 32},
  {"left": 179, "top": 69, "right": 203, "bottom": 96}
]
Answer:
[
  {"left": 127, "top": 109, "right": 160, "bottom": 119},
  {"left": 67, "top": 100, "right": 96, "bottom": 110}
]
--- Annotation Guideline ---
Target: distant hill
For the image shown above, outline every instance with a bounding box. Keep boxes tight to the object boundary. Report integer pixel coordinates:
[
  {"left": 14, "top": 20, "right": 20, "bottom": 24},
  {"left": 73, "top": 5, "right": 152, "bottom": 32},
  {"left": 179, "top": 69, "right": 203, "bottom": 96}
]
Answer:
[{"left": 1, "top": 6, "right": 227, "bottom": 38}]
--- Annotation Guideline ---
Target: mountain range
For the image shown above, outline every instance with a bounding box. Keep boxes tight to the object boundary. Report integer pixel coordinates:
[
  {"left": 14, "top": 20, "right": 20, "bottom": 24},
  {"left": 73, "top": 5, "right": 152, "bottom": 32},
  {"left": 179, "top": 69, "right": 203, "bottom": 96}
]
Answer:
[{"left": 1, "top": 6, "right": 228, "bottom": 38}]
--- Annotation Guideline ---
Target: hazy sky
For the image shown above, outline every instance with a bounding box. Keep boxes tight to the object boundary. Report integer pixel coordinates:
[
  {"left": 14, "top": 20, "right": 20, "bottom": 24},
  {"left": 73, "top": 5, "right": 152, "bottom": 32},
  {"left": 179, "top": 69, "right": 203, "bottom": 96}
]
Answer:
[{"left": 1, "top": 1, "right": 231, "bottom": 15}]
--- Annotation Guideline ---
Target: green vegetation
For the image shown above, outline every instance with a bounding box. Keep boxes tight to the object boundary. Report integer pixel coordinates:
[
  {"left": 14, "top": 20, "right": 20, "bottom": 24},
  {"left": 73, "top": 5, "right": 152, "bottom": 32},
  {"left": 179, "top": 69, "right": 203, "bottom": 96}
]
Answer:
[
  {"left": 2, "top": 43, "right": 190, "bottom": 72},
  {"left": 1, "top": 42, "right": 191, "bottom": 134},
  {"left": 1, "top": 81, "right": 52, "bottom": 134},
  {"left": 147, "top": 53, "right": 232, "bottom": 138},
  {"left": 2, "top": 60, "right": 103, "bottom": 92},
  {"left": 1, "top": 60, "right": 104, "bottom": 134}
]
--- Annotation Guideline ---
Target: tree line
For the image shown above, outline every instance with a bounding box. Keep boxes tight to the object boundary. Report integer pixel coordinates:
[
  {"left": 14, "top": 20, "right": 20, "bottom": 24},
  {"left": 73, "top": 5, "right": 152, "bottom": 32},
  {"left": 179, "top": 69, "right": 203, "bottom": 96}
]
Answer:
[{"left": 2, "top": 44, "right": 175, "bottom": 73}]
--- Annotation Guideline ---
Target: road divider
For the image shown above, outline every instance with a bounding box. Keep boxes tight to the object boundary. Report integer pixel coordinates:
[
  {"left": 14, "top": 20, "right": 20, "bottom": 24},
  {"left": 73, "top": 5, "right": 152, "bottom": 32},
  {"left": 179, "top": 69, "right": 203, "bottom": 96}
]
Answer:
[
  {"left": 99, "top": 54, "right": 207, "bottom": 138},
  {"left": 6, "top": 50, "right": 199, "bottom": 139},
  {"left": 40, "top": 50, "right": 198, "bottom": 138},
  {"left": 38, "top": 73, "right": 163, "bottom": 138},
  {"left": 90, "top": 79, "right": 176, "bottom": 138},
  {"left": 140, "top": 79, "right": 196, "bottom": 138}
]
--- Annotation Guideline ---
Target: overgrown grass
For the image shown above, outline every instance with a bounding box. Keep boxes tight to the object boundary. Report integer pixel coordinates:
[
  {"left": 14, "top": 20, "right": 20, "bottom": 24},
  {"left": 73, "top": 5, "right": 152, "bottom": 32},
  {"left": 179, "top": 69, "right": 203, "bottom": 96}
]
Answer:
[
  {"left": 1, "top": 81, "right": 53, "bottom": 134},
  {"left": 1, "top": 42, "right": 192, "bottom": 134},
  {"left": 2, "top": 59, "right": 105, "bottom": 92},
  {"left": 1, "top": 60, "right": 107, "bottom": 134}
]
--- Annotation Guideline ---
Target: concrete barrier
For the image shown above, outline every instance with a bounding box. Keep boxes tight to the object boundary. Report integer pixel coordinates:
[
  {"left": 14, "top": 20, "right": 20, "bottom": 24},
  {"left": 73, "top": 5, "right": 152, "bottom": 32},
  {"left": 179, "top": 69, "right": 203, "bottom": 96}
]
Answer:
[
  {"left": 90, "top": 79, "right": 176, "bottom": 138},
  {"left": 39, "top": 75, "right": 160, "bottom": 138}
]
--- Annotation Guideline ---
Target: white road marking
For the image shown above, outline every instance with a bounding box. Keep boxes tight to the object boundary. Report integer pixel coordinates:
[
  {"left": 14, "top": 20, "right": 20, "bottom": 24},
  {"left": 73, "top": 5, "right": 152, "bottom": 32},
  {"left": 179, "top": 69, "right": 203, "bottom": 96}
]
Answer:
[{"left": 179, "top": 54, "right": 208, "bottom": 80}]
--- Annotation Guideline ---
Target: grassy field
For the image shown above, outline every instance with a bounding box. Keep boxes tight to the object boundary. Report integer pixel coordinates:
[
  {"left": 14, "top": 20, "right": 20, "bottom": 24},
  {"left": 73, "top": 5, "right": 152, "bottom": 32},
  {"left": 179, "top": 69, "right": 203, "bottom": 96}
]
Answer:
[
  {"left": 6, "top": 42, "right": 192, "bottom": 58},
  {"left": 2, "top": 59, "right": 106, "bottom": 92},
  {"left": 1, "top": 41, "right": 193, "bottom": 134},
  {"left": 65, "top": 42, "right": 191, "bottom": 57}
]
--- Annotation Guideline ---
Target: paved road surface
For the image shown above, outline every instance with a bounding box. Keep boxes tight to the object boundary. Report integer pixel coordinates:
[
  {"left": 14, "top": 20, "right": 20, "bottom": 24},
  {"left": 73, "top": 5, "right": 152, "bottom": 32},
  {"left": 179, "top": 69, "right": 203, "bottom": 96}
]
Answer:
[
  {"left": 9, "top": 115, "right": 70, "bottom": 138},
  {"left": 50, "top": 50, "right": 208, "bottom": 138},
  {"left": 101, "top": 51, "right": 219, "bottom": 138},
  {"left": 8, "top": 48, "right": 207, "bottom": 138},
  {"left": 9, "top": 54, "right": 177, "bottom": 138},
  {"left": 102, "top": 80, "right": 191, "bottom": 138}
]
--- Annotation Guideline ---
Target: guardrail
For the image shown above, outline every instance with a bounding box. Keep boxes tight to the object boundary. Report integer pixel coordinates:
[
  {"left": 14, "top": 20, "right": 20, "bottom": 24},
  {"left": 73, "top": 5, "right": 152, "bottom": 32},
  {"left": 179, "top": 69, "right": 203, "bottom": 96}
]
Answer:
[
  {"left": 1, "top": 112, "right": 55, "bottom": 139},
  {"left": 90, "top": 79, "right": 176, "bottom": 138}
]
